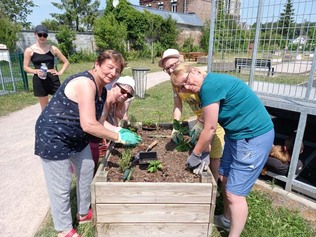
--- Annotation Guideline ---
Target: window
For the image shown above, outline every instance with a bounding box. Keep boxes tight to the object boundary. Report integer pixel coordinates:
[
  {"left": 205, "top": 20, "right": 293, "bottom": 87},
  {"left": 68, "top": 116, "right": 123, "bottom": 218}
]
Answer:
[
  {"left": 171, "top": 0, "right": 177, "bottom": 12},
  {"left": 158, "top": 2, "right": 164, "bottom": 10}
]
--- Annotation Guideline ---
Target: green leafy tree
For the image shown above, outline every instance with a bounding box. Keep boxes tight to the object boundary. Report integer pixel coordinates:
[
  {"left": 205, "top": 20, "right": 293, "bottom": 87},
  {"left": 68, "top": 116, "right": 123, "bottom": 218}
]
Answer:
[
  {"left": 0, "top": 15, "right": 22, "bottom": 51},
  {"left": 41, "top": 19, "right": 60, "bottom": 31},
  {"left": 101, "top": 0, "right": 178, "bottom": 57},
  {"left": 51, "top": 0, "right": 100, "bottom": 31},
  {"left": 200, "top": 20, "right": 210, "bottom": 53},
  {"left": 93, "top": 13, "right": 127, "bottom": 55},
  {"left": 0, "top": 0, "right": 36, "bottom": 28},
  {"left": 55, "top": 25, "right": 76, "bottom": 58},
  {"left": 277, "top": 0, "right": 295, "bottom": 38}
]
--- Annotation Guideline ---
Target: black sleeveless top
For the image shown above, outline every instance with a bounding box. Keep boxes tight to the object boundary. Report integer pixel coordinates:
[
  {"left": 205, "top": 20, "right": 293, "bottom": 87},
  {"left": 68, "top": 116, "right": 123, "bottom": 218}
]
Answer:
[
  {"left": 30, "top": 48, "right": 55, "bottom": 69},
  {"left": 35, "top": 71, "right": 107, "bottom": 160}
]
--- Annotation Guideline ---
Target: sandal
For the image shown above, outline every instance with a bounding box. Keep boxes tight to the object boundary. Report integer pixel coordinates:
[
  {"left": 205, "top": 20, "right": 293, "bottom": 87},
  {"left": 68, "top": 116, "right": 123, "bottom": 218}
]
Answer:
[
  {"left": 77, "top": 208, "right": 92, "bottom": 224},
  {"left": 57, "top": 228, "right": 81, "bottom": 237}
]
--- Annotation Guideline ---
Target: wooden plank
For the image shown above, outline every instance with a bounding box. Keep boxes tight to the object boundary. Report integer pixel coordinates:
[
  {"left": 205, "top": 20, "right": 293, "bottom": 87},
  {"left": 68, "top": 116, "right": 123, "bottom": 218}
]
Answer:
[
  {"left": 95, "top": 223, "right": 209, "bottom": 237},
  {"left": 96, "top": 204, "right": 211, "bottom": 223},
  {"left": 94, "top": 182, "right": 213, "bottom": 204}
]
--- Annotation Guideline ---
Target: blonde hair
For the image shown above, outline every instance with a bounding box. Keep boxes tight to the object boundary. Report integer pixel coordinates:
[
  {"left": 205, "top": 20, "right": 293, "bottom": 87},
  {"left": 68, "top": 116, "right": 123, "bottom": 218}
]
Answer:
[
  {"left": 270, "top": 135, "right": 304, "bottom": 163},
  {"left": 170, "top": 63, "right": 193, "bottom": 87}
]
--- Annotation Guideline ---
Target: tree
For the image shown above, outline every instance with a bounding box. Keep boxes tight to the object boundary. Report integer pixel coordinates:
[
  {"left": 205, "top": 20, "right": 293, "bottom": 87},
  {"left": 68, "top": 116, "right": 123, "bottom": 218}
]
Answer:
[
  {"left": 93, "top": 13, "right": 127, "bottom": 54},
  {"left": 55, "top": 26, "right": 77, "bottom": 58},
  {"left": 41, "top": 19, "right": 60, "bottom": 32},
  {"left": 277, "top": 0, "right": 295, "bottom": 38},
  {"left": 51, "top": 0, "right": 100, "bottom": 32},
  {"left": 0, "top": 0, "right": 36, "bottom": 28},
  {"left": 0, "top": 15, "right": 22, "bottom": 51}
]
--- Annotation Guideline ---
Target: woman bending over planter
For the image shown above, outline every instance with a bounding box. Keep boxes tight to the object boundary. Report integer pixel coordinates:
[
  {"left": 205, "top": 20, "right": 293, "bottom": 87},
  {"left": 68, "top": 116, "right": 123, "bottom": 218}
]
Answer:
[
  {"left": 34, "top": 50, "right": 141, "bottom": 237},
  {"left": 171, "top": 64, "right": 274, "bottom": 237}
]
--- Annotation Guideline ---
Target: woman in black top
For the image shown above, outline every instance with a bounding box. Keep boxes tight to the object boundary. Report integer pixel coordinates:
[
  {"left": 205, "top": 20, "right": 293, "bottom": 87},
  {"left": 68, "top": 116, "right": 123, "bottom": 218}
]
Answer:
[{"left": 23, "top": 25, "right": 69, "bottom": 110}]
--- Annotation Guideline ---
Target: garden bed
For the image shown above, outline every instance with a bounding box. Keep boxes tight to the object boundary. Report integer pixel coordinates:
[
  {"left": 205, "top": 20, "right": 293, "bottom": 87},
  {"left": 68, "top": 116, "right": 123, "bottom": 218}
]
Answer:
[{"left": 91, "top": 125, "right": 217, "bottom": 237}]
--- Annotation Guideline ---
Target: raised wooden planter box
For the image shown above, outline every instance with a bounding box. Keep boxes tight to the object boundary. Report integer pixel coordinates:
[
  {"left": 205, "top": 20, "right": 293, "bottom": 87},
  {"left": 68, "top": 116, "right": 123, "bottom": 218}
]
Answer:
[{"left": 91, "top": 146, "right": 217, "bottom": 237}]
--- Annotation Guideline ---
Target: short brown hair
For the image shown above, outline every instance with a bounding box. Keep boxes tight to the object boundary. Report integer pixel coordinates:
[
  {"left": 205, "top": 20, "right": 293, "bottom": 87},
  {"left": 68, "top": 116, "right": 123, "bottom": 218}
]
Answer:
[{"left": 95, "top": 50, "right": 126, "bottom": 73}]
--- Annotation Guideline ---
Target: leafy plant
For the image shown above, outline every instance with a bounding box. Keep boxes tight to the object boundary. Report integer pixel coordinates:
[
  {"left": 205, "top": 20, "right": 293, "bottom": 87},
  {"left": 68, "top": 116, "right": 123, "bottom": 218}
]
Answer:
[
  {"left": 147, "top": 160, "right": 163, "bottom": 173},
  {"left": 118, "top": 148, "right": 133, "bottom": 172},
  {"left": 175, "top": 140, "right": 193, "bottom": 152},
  {"left": 173, "top": 119, "right": 192, "bottom": 152}
]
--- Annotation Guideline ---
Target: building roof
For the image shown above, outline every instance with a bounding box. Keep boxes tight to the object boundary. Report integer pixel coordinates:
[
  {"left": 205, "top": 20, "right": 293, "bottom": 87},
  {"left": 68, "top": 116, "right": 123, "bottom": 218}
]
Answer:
[{"left": 131, "top": 5, "right": 203, "bottom": 27}]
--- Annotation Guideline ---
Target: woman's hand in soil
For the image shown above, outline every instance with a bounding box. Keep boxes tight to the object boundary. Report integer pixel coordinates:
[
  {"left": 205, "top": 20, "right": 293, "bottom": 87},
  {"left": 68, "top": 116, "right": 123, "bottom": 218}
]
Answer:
[{"left": 117, "top": 128, "right": 142, "bottom": 145}]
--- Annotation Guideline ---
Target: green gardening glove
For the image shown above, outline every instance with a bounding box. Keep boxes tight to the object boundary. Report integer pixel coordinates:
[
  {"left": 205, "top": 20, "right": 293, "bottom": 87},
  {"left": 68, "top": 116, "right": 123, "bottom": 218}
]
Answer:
[
  {"left": 116, "top": 128, "right": 142, "bottom": 145},
  {"left": 189, "top": 121, "right": 204, "bottom": 145}
]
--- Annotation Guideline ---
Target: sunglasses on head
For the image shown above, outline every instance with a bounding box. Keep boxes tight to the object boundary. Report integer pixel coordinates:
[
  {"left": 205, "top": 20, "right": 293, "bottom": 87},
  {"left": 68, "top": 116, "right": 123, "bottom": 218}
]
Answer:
[
  {"left": 116, "top": 84, "right": 133, "bottom": 99},
  {"left": 37, "top": 33, "right": 48, "bottom": 38}
]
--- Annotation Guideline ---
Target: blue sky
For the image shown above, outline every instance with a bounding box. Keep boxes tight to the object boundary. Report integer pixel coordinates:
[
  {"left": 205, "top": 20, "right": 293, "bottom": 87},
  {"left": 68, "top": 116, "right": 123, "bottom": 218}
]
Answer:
[
  {"left": 27, "top": 0, "right": 139, "bottom": 26},
  {"left": 27, "top": 0, "right": 316, "bottom": 27}
]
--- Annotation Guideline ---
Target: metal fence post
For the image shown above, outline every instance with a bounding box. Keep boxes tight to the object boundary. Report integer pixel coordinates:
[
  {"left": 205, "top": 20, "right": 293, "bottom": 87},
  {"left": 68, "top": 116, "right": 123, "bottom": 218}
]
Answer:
[
  {"left": 18, "top": 52, "right": 29, "bottom": 92},
  {"left": 132, "top": 68, "right": 150, "bottom": 99}
]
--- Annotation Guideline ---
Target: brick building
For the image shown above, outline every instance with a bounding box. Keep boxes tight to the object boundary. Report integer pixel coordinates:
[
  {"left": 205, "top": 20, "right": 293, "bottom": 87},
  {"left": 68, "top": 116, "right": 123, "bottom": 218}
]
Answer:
[{"left": 139, "top": 0, "right": 241, "bottom": 23}]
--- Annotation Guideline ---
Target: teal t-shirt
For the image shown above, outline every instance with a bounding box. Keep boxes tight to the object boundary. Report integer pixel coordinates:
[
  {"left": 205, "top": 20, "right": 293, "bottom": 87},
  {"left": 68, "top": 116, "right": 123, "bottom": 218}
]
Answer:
[{"left": 200, "top": 73, "right": 273, "bottom": 140}]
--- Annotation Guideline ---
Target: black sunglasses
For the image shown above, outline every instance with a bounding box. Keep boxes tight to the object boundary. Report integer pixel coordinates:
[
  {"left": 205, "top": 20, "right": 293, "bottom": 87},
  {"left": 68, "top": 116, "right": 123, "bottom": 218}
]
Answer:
[
  {"left": 37, "top": 33, "right": 48, "bottom": 38},
  {"left": 116, "top": 84, "right": 133, "bottom": 99}
]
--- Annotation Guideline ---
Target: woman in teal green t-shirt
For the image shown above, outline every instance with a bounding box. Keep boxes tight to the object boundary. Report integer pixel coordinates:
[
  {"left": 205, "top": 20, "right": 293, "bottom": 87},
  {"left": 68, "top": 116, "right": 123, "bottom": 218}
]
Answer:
[{"left": 171, "top": 64, "right": 274, "bottom": 236}]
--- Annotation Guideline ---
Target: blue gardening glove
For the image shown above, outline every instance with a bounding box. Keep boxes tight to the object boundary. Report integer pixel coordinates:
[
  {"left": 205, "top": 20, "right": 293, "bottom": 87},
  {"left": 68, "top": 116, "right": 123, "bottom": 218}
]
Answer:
[
  {"left": 189, "top": 121, "right": 204, "bottom": 145},
  {"left": 116, "top": 128, "right": 142, "bottom": 145},
  {"left": 186, "top": 152, "right": 210, "bottom": 174},
  {"left": 171, "top": 119, "right": 183, "bottom": 144}
]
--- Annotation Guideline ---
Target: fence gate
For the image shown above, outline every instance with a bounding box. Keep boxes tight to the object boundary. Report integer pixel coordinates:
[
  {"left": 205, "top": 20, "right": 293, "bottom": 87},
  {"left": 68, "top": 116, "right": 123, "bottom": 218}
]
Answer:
[{"left": 0, "top": 44, "right": 16, "bottom": 95}]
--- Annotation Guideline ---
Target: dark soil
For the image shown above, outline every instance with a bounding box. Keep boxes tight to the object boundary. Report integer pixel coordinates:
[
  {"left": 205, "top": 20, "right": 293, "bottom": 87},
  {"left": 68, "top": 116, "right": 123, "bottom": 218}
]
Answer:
[{"left": 106, "top": 128, "right": 201, "bottom": 183}]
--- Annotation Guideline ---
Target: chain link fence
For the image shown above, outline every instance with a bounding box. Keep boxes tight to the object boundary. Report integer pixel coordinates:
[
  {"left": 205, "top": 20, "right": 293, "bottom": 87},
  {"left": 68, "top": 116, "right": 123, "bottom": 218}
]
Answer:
[
  {"left": 206, "top": 0, "right": 316, "bottom": 198},
  {"left": 208, "top": 0, "right": 316, "bottom": 101}
]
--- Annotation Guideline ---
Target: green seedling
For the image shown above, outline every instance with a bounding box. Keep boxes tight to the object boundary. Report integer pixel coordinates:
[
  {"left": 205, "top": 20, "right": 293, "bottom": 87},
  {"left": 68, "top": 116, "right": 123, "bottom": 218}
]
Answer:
[
  {"left": 175, "top": 140, "right": 193, "bottom": 152},
  {"left": 119, "top": 148, "right": 133, "bottom": 172},
  {"left": 173, "top": 119, "right": 189, "bottom": 135},
  {"left": 147, "top": 160, "right": 163, "bottom": 173},
  {"left": 173, "top": 119, "right": 192, "bottom": 152}
]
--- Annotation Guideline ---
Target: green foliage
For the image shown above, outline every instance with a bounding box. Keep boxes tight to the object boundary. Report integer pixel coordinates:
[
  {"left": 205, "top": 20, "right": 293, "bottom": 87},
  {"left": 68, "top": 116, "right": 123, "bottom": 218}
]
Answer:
[
  {"left": 102, "top": 0, "right": 178, "bottom": 57},
  {"left": 0, "top": 15, "right": 22, "bottom": 51},
  {"left": 55, "top": 25, "right": 77, "bottom": 58},
  {"left": 93, "top": 13, "right": 127, "bottom": 55},
  {"left": 181, "top": 36, "right": 200, "bottom": 52},
  {"left": 173, "top": 119, "right": 192, "bottom": 152},
  {"left": 147, "top": 160, "right": 163, "bottom": 173},
  {"left": 41, "top": 19, "right": 60, "bottom": 31},
  {"left": 200, "top": 20, "right": 210, "bottom": 53},
  {"left": 119, "top": 148, "right": 133, "bottom": 172},
  {"left": 278, "top": 0, "right": 295, "bottom": 37},
  {"left": 68, "top": 50, "right": 97, "bottom": 63},
  {"left": 51, "top": 0, "right": 100, "bottom": 31},
  {"left": 0, "top": 0, "right": 36, "bottom": 28}
]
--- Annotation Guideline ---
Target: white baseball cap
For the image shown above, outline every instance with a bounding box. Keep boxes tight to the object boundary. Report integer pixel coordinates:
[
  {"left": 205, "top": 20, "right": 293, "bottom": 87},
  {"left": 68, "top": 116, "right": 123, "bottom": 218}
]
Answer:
[
  {"left": 115, "top": 76, "right": 135, "bottom": 91},
  {"left": 158, "top": 49, "right": 180, "bottom": 68}
]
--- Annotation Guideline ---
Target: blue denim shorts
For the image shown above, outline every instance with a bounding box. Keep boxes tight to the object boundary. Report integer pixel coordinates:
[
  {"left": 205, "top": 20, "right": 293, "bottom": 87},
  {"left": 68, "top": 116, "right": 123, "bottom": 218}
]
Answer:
[{"left": 219, "top": 129, "right": 274, "bottom": 196}]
